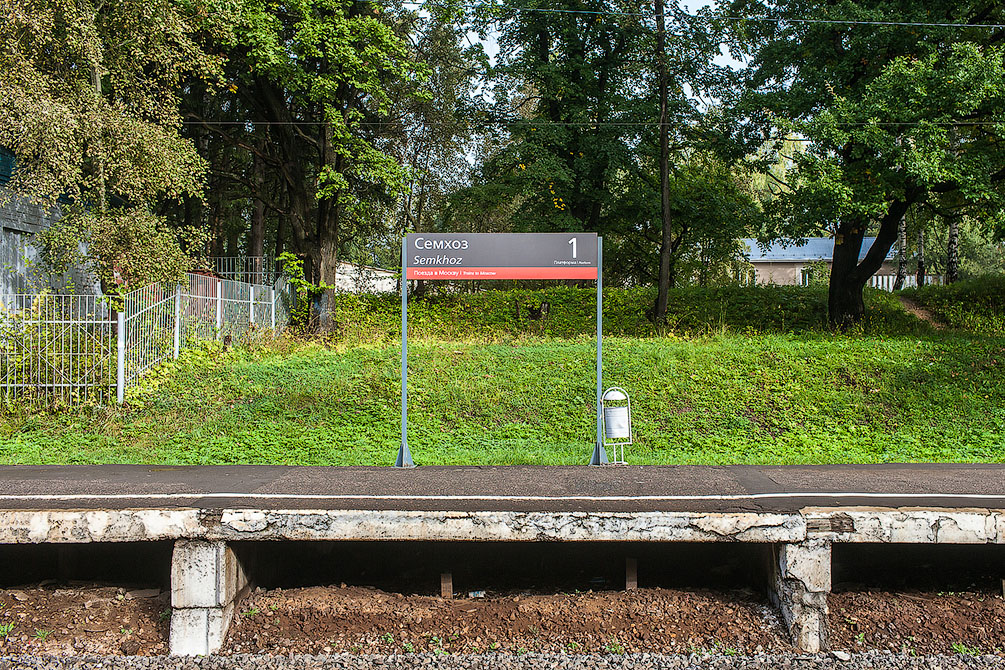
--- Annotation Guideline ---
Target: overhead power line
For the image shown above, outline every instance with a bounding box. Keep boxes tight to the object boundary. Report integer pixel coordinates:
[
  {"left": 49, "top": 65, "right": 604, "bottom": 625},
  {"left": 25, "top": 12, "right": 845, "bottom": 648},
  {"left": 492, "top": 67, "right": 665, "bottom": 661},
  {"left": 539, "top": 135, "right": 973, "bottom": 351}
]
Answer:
[
  {"left": 388, "top": 0, "right": 1005, "bottom": 29},
  {"left": 184, "top": 120, "right": 1005, "bottom": 127}
]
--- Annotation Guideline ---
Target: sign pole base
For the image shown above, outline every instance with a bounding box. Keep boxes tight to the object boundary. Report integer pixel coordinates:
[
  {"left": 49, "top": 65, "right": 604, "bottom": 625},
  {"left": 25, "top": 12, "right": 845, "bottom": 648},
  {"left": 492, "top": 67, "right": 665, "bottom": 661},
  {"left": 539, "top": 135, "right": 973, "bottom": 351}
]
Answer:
[
  {"left": 395, "top": 443, "right": 415, "bottom": 468},
  {"left": 589, "top": 442, "right": 609, "bottom": 466}
]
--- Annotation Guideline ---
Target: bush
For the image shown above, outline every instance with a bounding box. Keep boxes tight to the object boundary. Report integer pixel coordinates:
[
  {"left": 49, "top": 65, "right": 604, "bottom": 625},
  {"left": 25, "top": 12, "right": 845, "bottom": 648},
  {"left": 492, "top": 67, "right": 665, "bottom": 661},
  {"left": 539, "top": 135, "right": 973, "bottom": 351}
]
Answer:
[{"left": 328, "top": 283, "right": 926, "bottom": 343}]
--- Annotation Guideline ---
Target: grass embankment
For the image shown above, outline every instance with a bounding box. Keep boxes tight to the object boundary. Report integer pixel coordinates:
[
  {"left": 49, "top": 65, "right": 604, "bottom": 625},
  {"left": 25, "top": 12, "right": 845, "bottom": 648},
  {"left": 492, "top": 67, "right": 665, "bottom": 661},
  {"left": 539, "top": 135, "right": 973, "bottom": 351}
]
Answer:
[
  {"left": 2, "top": 333, "right": 1003, "bottom": 465},
  {"left": 335, "top": 284, "right": 924, "bottom": 340}
]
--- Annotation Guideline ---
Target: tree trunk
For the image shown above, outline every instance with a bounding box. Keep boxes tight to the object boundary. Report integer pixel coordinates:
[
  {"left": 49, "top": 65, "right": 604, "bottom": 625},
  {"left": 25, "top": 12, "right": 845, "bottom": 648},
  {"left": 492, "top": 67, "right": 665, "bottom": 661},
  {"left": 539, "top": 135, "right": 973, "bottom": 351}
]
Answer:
[
  {"left": 314, "top": 120, "right": 340, "bottom": 331},
  {"left": 916, "top": 229, "right": 926, "bottom": 287},
  {"left": 828, "top": 200, "right": 909, "bottom": 329},
  {"left": 249, "top": 147, "right": 266, "bottom": 262},
  {"left": 275, "top": 213, "right": 285, "bottom": 261},
  {"left": 946, "top": 216, "right": 959, "bottom": 284},
  {"left": 316, "top": 221, "right": 339, "bottom": 330},
  {"left": 893, "top": 213, "right": 907, "bottom": 291},
  {"left": 828, "top": 222, "right": 869, "bottom": 330},
  {"left": 250, "top": 76, "right": 314, "bottom": 282},
  {"left": 653, "top": 0, "right": 674, "bottom": 323},
  {"left": 210, "top": 184, "right": 225, "bottom": 256}
]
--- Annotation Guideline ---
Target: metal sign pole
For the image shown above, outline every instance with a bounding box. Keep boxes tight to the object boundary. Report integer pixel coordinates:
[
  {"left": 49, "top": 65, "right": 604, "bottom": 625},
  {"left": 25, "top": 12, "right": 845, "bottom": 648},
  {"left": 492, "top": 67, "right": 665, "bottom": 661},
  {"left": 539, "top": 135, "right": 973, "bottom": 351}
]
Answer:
[
  {"left": 401, "top": 232, "right": 602, "bottom": 467},
  {"left": 590, "top": 237, "right": 609, "bottom": 465},
  {"left": 396, "top": 238, "right": 414, "bottom": 468}
]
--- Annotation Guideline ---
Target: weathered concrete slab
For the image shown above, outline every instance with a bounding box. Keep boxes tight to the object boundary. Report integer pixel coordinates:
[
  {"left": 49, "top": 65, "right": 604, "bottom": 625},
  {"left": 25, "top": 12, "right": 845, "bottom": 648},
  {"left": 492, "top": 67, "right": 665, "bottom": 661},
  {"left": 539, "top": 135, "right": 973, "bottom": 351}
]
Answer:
[
  {"left": 4, "top": 508, "right": 1005, "bottom": 545},
  {"left": 803, "top": 507, "right": 1005, "bottom": 544},
  {"left": 170, "top": 540, "right": 248, "bottom": 656},
  {"left": 0, "top": 510, "right": 202, "bottom": 543},
  {"left": 769, "top": 540, "right": 831, "bottom": 653},
  {"left": 210, "top": 510, "right": 805, "bottom": 543}
]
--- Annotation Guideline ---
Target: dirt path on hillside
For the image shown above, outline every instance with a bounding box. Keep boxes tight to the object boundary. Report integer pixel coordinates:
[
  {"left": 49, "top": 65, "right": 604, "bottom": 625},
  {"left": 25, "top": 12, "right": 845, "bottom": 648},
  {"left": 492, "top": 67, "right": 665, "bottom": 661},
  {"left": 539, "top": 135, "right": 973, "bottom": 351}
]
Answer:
[{"left": 898, "top": 297, "right": 945, "bottom": 330}]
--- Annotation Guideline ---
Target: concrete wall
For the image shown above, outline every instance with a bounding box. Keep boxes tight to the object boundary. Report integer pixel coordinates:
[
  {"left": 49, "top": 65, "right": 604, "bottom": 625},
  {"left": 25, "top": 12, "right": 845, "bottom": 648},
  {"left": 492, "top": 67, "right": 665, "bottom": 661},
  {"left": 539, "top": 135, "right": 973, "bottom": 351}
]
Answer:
[
  {"left": 752, "top": 262, "right": 803, "bottom": 285},
  {"left": 753, "top": 261, "right": 899, "bottom": 286},
  {"left": 0, "top": 189, "right": 99, "bottom": 296},
  {"left": 335, "top": 262, "right": 397, "bottom": 293}
]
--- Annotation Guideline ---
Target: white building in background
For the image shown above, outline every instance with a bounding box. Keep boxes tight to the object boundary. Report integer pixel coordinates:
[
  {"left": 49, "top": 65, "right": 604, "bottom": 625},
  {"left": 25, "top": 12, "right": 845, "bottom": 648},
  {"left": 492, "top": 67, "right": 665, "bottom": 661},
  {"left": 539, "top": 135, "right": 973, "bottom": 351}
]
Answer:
[
  {"left": 211, "top": 256, "right": 397, "bottom": 294},
  {"left": 334, "top": 261, "right": 397, "bottom": 293},
  {"left": 741, "top": 237, "right": 898, "bottom": 287}
]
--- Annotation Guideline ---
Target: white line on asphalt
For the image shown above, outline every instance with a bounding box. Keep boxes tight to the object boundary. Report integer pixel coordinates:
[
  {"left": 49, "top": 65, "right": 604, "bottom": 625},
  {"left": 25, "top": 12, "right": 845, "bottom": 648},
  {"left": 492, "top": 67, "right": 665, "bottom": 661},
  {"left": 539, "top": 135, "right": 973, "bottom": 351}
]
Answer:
[{"left": 0, "top": 492, "right": 1004, "bottom": 502}]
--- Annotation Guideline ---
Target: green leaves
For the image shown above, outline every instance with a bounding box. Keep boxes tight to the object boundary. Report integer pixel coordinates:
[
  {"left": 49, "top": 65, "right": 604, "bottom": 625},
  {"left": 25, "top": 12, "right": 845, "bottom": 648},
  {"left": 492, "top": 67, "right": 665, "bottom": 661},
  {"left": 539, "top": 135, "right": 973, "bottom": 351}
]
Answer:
[
  {"left": 739, "top": 1, "right": 1005, "bottom": 237},
  {"left": 5, "top": 330, "right": 1005, "bottom": 466},
  {"left": 0, "top": 0, "right": 224, "bottom": 207},
  {"left": 36, "top": 208, "right": 202, "bottom": 295},
  {"left": 222, "top": 0, "right": 424, "bottom": 285}
]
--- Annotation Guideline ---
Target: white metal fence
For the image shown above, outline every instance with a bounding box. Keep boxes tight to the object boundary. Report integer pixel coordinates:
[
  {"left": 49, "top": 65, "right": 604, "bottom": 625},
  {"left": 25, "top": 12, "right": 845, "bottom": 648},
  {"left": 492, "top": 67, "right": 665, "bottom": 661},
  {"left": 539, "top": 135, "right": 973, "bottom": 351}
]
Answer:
[
  {"left": 0, "top": 294, "right": 115, "bottom": 404},
  {"left": 868, "top": 274, "right": 945, "bottom": 291},
  {"left": 1, "top": 272, "right": 290, "bottom": 407},
  {"left": 210, "top": 256, "right": 277, "bottom": 286},
  {"left": 798, "top": 271, "right": 946, "bottom": 290}
]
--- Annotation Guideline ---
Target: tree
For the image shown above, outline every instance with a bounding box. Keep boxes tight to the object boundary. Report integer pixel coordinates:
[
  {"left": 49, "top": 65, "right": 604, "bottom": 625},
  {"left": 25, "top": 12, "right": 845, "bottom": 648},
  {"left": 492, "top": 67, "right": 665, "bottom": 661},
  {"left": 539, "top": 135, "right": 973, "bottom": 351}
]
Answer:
[
  {"left": 731, "top": 0, "right": 1005, "bottom": 328},
  {"left": 653, "top": 0, "right": 673, "bottom": 320},
  {"left": 177, "top": 2, "right": 480, "bottom": 291},
  {"left": 0, "top": 0, "right": 224, "bottom": 291},
  {"left": 387, "top": 6, "right": 485, "bottom": 235},
  {"left": 208, "top": 0, "right": 424, "bottom": 326},
  {"left": 456, "top": 0, "right": 737, "bottom": 296},
  {"left": 459, "top": 0, "right": 647, "bottom": 240},
  {"left": 604, "top": 151, "right": 760, "bottom": 288}
]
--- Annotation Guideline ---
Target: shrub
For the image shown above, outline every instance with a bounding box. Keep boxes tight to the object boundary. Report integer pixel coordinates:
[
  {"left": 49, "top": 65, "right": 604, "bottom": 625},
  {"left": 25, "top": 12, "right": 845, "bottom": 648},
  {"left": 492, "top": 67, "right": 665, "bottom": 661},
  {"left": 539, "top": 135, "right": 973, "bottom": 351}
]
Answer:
[{"left": 329, "top": 284, "right": 926, "bottom": 343}]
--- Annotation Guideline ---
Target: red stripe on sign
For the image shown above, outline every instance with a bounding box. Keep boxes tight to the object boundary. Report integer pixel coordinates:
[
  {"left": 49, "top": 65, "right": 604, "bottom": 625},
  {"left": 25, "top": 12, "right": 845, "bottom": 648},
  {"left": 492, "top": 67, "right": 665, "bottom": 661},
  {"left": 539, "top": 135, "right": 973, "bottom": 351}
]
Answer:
[{"left": 407, "top": 266, "right": 598, "bottom": 280}]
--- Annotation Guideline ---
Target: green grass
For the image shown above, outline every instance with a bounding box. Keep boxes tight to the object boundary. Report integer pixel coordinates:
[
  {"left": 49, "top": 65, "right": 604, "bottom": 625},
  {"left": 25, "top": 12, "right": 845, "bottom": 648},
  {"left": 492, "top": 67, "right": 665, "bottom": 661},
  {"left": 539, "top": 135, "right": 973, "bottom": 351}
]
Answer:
[{"left": 3, "top": 332, "right": 1003, "bottom": 465}]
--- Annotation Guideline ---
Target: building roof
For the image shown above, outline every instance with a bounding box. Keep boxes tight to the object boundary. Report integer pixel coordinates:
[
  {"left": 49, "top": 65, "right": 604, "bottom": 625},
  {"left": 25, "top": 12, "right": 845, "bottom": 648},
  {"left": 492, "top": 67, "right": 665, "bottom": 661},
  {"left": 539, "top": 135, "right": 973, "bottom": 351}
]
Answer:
[{"left": 741, "top": 237, "right": 895, "bottom": 263}]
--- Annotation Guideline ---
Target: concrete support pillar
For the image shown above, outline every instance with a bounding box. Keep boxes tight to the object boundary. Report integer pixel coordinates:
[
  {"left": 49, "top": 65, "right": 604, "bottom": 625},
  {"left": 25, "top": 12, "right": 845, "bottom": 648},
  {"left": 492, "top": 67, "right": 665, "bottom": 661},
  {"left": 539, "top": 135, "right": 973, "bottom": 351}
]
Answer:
[
  {"left": 769, "top": 540, "right": 831, "bottom": 653},
  {"left": 169, "top": 540, "right": 248, "bottom": 656}
]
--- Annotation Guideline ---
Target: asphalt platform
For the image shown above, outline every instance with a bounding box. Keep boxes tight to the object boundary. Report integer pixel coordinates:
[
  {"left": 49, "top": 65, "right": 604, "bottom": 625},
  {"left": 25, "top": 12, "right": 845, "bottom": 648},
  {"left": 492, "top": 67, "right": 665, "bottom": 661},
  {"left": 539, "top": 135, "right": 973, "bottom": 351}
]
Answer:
[{"left": 0, "top": 464, "right": 1003, "bottom": 512}]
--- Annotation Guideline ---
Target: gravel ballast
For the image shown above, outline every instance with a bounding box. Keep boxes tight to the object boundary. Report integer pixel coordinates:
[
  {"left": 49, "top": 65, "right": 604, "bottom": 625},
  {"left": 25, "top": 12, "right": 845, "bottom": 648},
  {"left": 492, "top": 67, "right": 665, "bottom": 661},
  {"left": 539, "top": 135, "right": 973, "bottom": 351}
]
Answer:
[{"left": 2, "top": 653, "right": 1003, "bottom": 670}]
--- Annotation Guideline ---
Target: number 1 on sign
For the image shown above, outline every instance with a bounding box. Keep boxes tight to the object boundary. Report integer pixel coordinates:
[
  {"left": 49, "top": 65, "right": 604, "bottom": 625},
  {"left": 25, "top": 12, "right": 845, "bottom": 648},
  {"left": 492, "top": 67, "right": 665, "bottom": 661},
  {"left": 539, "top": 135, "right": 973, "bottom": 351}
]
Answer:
[{"left": 569, "top": 237, "right": 577, "bottom": 259}]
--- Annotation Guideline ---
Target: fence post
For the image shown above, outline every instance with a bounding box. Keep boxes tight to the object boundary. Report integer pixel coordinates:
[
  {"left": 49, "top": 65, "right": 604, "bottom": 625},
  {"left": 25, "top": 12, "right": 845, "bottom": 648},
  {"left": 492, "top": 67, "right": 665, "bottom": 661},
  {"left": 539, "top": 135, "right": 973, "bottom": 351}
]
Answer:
[
  {"left": 116, "top": 311, "right": 125, "bottom": 404},
  {"left": 216, "top": 279, "right": 223, "bottom": 338},
  {"left": 270, "top": 287, "right": 276, "bottom": 331},
  {"left": 249, "top": 285, "right": 255, "bottom": 326},
  {"left": 173, "top": 284, "right": 182, "bottom": 359}
]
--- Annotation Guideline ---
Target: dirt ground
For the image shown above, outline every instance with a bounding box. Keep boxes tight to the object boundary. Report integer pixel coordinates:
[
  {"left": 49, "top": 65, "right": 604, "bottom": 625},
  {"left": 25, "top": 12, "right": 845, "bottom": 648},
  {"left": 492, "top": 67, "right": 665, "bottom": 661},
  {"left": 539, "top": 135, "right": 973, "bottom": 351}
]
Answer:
[
  {"left": 4, "top": 582, "right": 1005, "bottom": 657},
  {"left": 222, "top": 586, "right": 791, "bottom": 655},
  {"left": 0, "top": 584, "right": 169, "bottom": 656},
  {"left": 829, "top": 589, "right": 1005, "bottom": 656},
  {"left": 897, "top": 296, "right": 945, "bottom": 330}
]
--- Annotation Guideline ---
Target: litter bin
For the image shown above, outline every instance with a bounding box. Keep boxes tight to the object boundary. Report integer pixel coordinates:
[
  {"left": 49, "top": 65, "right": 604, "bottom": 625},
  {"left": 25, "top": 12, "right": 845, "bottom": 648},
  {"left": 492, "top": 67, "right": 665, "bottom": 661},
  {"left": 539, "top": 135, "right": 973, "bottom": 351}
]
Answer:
[{"left": 601, "top": 387, "right": 632, "bottom": 464}]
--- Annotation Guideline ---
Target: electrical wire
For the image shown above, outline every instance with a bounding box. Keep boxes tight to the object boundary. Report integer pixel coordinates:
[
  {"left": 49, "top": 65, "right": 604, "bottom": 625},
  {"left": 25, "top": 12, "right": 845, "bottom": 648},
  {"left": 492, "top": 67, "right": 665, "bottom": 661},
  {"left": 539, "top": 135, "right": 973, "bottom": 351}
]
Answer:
[
  {"left": 385, "top": 0, "right": 1005, "bottom": 29},
  {"left": 183, "top": 120, "right": 1005, "bottom": 128}
]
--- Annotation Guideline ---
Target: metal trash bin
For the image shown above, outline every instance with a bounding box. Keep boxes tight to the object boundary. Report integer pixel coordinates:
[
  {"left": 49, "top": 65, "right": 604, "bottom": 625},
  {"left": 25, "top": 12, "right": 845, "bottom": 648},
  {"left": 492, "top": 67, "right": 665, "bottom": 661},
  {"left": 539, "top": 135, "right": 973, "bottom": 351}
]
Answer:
[{"left": 601, "top": 387, "right": 632, "bottom": 464}]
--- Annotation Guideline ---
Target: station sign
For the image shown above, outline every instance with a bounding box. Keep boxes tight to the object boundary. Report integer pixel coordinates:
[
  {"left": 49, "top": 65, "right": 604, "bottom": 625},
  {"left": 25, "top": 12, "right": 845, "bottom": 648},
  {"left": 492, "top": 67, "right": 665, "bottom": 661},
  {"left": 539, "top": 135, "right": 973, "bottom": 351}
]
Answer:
[{"left": 405, "top": 232, "right": 598, "bottom": 280}]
